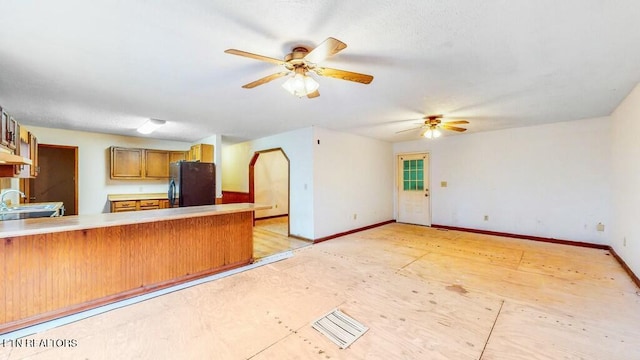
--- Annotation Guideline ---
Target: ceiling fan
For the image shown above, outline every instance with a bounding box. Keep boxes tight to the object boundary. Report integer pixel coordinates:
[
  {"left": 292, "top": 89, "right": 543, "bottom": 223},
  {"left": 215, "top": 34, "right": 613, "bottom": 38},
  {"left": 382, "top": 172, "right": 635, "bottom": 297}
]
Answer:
[
  {"left": 397, "top": 114, "right": 469, "bottom": 139},
  {"left": 224, "top": 37, "right": 373, "bottom": 98}
]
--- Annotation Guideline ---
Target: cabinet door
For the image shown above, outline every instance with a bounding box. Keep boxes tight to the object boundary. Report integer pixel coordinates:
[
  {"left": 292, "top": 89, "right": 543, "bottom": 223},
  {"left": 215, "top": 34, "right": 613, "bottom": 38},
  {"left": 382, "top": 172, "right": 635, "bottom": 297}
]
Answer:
[
  {"left": 169, "top": 151, "right": 188, "bottom": 163},
  {"left": 13, "top": 124, "right": 25, "bottom": 177},
  {"left": 0, "top": 108, "right": 8, "bottom": 147},
  {"left": 189, "top": 144, "right": 200, "bottom": 161},
  {"left": 28, "top": 132, "right": 38, "bottom": 177},
  {"left": 7, "top": 117, "right": 18, "bottom": 150},
  {"left": 144, "top": 150, "right": 169, "bottom": 178},
  {"left": 190, "top": 144, "right": 214, "bottom": 162},
  {"left": 110, "top": 147, "right": 143, "bottom": 179}
]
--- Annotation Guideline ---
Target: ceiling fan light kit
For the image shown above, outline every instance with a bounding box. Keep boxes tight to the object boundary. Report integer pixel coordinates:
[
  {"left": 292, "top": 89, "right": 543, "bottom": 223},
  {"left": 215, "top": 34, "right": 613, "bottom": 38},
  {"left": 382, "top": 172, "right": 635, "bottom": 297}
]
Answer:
[
  {"left": 281, "top": 68, "right": 319, "bottom": 97},
  {"left": 225, "top": 37, "right": 373, "bottom": 99},
  {"left": 396, "top": 115, "right": 469, "bottom": 140},
  {"left": 423, "top": 128, "right": 441, "bottom": 139}
]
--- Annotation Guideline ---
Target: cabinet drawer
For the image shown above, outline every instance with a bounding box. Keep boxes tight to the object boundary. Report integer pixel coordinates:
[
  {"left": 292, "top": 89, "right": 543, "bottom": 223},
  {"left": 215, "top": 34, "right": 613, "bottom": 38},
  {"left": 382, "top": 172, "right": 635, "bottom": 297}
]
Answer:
[
  {"left": 113, "top": 207, "right": 137, "bottom": 212},
  {"left": 139, "top": 199, "right": 159, "bottom": 208},
  {"left": 113, "top": 201, "right": 137, "bottom": 210}
]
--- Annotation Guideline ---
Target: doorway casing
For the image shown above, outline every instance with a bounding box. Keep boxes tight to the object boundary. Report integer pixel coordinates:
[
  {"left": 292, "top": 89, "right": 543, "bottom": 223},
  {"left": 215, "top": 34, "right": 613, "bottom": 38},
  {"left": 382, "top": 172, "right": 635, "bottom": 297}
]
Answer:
[{"left": 249, "top": 148, "right": 290, "bottom": 236}]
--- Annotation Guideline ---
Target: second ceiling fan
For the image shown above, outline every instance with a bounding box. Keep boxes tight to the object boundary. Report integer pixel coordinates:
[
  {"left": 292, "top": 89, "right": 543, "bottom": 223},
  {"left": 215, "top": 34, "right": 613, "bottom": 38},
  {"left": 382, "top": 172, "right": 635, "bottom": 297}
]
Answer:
[
  {"left": 224, "top": 37, "right": 373, "bottom": 98},
  {"left": 397, "top": 115, "right": 469, "bottom": 138}
]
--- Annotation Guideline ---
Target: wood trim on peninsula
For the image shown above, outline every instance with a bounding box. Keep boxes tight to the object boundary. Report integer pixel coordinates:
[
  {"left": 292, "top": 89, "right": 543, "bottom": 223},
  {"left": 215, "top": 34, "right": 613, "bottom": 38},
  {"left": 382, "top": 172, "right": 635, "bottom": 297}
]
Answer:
[{"left": 1, "top": 208, "right": 256, "bottom": 334}]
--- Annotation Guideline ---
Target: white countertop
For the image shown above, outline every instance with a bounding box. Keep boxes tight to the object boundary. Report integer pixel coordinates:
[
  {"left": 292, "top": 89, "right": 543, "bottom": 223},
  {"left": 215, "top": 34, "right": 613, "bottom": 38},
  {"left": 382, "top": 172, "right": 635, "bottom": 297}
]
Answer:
[{"left": 0, "top": 203, "right": 269, "bottom": 238}]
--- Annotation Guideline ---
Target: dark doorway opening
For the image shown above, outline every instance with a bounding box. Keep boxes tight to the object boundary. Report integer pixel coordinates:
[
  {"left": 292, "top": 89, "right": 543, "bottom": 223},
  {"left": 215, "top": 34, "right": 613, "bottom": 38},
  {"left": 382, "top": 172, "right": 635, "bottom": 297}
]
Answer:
[{"left": 29, "top": 145, "right": 78, "bottom": 215}]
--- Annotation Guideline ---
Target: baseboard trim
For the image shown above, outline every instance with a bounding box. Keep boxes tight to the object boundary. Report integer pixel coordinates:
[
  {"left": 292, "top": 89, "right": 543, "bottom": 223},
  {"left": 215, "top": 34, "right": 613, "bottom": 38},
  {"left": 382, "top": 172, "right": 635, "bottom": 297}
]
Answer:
[
  {"left": 289, "top": 234, "right": 314, "bottom": 242},
  {"left": 431, "top": 224, "right": 639, "bottom": 289},
  {"left": 608, "top": 246, "right": 640, "bottom": 289},
  {"left": 255, "top": 214, "right": 288, "bottom": 221},
  {"left": 313, "top": 220, "right": 396, "bottom": 244},
  {"left": 431, "top": 224, "right": 609, "bottom": 250}
]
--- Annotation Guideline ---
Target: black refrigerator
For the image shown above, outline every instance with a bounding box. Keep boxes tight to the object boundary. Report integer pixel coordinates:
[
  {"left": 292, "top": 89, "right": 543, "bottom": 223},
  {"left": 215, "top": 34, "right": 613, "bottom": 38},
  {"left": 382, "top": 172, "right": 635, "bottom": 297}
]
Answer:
[{"left": 168, "top": 161, "right": 216, "bottom": 207}]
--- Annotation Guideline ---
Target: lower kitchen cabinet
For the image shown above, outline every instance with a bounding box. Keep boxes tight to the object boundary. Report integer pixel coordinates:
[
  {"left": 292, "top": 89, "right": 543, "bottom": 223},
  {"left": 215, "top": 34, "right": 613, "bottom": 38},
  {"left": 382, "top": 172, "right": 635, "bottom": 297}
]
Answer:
[
  {"left": 111, "top": 200, "right": 138, "bottom": 212},
  {"left": 108, "top": 193, "right": 170, "bottom": 213}
]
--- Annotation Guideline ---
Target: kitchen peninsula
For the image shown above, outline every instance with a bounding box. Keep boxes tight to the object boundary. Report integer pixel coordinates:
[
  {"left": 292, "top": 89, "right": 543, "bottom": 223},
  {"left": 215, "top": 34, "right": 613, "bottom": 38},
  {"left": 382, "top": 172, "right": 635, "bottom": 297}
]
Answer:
[{"left": 0, "top": 203, "right": 268, "bottom": 334}]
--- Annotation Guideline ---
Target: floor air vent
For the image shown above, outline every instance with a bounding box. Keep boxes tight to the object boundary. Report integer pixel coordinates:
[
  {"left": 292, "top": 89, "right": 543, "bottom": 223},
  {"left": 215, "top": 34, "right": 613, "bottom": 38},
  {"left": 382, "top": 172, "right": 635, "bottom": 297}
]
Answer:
[{"left": 312, "top": 309, "right": 369, "bottom": 349}]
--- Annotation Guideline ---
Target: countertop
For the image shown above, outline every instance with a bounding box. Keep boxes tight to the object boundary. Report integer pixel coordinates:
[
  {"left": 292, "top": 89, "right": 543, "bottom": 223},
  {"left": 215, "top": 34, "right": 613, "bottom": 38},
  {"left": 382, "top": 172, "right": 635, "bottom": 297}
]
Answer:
[
  {"left": 107, "top": 193, "right": 169, "bottom": 201},
  {"left": 0, "top": 203, "right": 269, "bottom": 238}
]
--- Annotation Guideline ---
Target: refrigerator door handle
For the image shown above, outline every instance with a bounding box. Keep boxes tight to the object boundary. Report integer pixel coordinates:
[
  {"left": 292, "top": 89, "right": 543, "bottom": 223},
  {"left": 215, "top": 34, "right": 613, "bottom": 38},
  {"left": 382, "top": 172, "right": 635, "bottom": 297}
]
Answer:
[{"left": 168, "top": 180, "right": 176, "bottom": 207}]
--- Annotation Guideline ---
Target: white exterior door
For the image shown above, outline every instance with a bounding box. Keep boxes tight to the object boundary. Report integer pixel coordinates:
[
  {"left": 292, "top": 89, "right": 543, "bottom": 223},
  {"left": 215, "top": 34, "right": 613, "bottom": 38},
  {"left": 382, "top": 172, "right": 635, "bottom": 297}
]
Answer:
[{"left": 397, "top": 153, "right": 431, "bottom": 226}]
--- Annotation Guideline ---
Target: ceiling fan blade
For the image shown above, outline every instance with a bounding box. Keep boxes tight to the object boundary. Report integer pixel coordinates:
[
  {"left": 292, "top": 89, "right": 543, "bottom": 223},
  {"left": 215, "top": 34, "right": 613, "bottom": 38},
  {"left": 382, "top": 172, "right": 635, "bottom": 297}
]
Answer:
[
  {"left": 224, "top": 49, "right": 285, "bottom": 65},
  {"left": 304, "top": 37, "right": 347, "bottom": 64},
  {"left": 307, "top": 90, "right": 320, "bottom": 99},
  {"left": 313, "top": 67, "right": 373, "bottom": 84},
  {"left": 443, "top": 120, "right": 469, "bottom": 125},
  {"left": 440, "top": 125, "right": 467, "bottom": 132},
  {"left": 395, "top": 126, "right": 423, "bottom": 134},
  {"left": 241, "top": 72, "right": 289, "bottom": 89}
]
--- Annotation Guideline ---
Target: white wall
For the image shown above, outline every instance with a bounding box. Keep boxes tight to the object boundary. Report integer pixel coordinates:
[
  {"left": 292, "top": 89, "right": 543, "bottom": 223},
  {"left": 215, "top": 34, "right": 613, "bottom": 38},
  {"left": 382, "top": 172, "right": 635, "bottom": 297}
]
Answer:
[
  {"left": 394, "top": 117, "right": 612, "bottom": 244},
  {"left": 313, "top": 127, "right": 394, "bottom": 239},
  {"left": 254, "top": 150, "right": 288, "bottom": 219},
  {"left": 221, "top": 127, "right": 314, "bottom": 239},
  {"left": 611, "top": 83, "right": 640, "bottom": 276},
  {"left": 28, "top": 126, "right": 192, "bottom": 214}
]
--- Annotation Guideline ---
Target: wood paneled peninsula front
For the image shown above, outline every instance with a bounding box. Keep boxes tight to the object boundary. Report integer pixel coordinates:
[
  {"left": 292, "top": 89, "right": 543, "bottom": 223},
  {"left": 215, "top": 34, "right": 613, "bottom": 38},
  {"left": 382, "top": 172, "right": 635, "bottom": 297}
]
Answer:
[{"left": 0, "top": 203, "right": 268, "bottom": 334}]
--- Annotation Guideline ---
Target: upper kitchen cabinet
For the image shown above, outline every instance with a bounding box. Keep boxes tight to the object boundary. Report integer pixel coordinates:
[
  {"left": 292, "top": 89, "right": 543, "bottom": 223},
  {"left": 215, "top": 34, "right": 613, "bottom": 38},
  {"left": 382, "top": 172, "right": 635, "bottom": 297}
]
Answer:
[
  {"left": 0, "top": 105, "right": 36, "bottom": 178},
  {"left": 189, "top": 143, "right": 214, "bottom": 162},
  {"left": 6, "top": 116, "right": 18, "bottom": 150},
  {"left": 110, "top": 147, "right": 143, "bottom": 179},
  {"left": 29, "top": 132, "right": 39, "bottom": 177},
  {"left": 169, "top": 150, "right": 188, "bottom": 163},
  {"left": 144, "top": 149, "right": 169, "bottom": 178},
  {"left": 110, "top": 147, "right": 186, "bottom": 180},
  {"left": 1, "top": 108, "right": 8, "bottom": 148},
  {"left": 11, "top": 129, "right": 39, "bottom": 178},
  {"left": 0, "top": 109, "right": 19, "bottom": 150}
]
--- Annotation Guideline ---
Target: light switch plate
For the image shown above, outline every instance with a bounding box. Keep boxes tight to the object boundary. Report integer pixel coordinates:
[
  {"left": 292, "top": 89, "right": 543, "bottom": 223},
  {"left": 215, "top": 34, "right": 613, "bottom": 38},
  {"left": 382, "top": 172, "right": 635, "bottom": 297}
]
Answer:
[{"left": 441, "top": 181, "right": 447, "bottom": 187}]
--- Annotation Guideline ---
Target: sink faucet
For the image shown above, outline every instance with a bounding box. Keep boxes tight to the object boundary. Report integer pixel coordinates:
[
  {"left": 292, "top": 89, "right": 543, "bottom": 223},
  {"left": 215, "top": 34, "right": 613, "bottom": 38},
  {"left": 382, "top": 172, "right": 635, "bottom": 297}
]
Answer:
[{"left": 0, "top": 190, "right": 26, "bottom": 211}]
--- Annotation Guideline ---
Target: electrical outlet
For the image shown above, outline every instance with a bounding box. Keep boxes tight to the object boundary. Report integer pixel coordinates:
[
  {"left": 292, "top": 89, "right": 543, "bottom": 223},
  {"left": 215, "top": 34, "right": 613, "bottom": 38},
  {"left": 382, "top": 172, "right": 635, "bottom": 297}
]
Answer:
[
  {"left": 274, "top": 204, "right": 278, "bottom": 208},
  {"left": 623, "top": 237, "right": 627, "bottom": 247},
  {"left": 441, "top": 181, "right": 448, "bottom": 187},
  {"left": 353, "top": 213, "right": 357, "bottom": 220},
  {"left": 597, "top": 223, "right": 605, "bottom": 232},
  {"left": 484, "top": 215, "right": 489, "bottom": 221}
]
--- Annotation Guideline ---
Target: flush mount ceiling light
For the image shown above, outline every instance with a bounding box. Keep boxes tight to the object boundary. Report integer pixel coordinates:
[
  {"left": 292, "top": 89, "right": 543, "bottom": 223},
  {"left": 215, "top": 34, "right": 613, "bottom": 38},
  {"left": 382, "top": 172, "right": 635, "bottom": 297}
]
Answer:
[
  {"left": 281, "top": 67, "right": 320, "bottom": 97},
  {"left": 137, "top": 119, "right": 166, "bottom": 134}
]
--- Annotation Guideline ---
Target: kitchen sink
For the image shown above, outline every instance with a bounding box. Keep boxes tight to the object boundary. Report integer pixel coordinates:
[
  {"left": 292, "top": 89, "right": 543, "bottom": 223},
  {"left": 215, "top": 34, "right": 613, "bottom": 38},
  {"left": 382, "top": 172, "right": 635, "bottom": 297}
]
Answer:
[
  {"left": 0, "top": 210, "right": 57, "bottom": 220},
  {"left": 9, "top": 204, "right": 57, "bottom": 211}
]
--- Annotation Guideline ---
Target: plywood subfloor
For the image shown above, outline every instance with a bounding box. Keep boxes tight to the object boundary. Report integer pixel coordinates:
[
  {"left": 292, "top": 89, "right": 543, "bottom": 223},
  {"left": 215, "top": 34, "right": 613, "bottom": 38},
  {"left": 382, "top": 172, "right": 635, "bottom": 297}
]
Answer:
[{"left": 2, "top": 223, "right": 639, "bottom": 359}]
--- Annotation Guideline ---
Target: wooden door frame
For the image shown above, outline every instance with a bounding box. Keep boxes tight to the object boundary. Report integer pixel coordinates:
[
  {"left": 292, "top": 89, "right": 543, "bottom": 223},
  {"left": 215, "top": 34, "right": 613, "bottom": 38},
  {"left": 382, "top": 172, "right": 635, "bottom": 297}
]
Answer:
[
  {"left": 23, "top": 144, "right": 79, "bottom": 214},
  {"left": 249, "top": 147, "right": 290, "bottom": 236}
]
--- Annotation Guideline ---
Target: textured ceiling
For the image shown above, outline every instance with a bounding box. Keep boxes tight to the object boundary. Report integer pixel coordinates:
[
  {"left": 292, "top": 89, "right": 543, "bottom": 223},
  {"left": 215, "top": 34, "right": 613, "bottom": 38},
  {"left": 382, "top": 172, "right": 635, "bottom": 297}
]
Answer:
[{"left": 1, "top": 1, "right": 639, "bottom": 143}]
